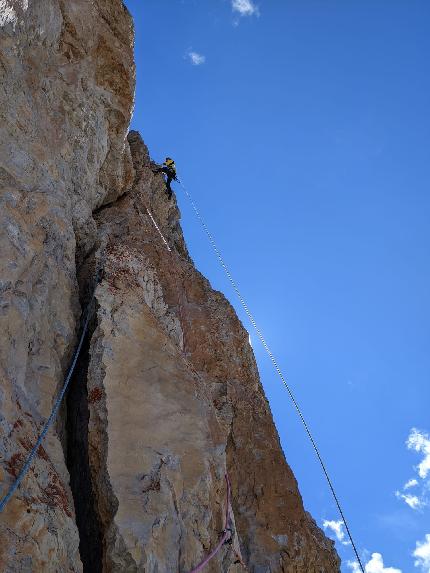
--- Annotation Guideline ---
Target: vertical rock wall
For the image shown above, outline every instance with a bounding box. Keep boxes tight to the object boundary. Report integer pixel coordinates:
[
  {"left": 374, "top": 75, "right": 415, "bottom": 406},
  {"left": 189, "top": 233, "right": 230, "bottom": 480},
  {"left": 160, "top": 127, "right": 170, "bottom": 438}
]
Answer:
[
  {"left": 0, "top": 1, "right": 134, "bottom": 570},
  {"left": 81, "top": 131, "right": 340, "bottom": 572},
  {"left": 0, "top": 2, "right": 340, "bottom": 572}
]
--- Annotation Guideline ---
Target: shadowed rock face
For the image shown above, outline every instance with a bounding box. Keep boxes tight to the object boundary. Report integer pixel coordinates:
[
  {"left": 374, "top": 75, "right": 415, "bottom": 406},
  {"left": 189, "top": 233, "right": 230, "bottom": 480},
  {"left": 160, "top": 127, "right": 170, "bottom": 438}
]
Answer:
[{"left": 0, "top": 2, "right": 340, "bottom": 572}]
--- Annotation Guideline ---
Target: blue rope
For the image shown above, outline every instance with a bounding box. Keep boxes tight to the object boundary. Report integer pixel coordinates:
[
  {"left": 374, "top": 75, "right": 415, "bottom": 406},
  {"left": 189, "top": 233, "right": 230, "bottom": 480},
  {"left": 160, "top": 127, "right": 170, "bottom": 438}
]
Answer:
[{"left": 0, "top": 285, "right": 97, "bottom": 513}]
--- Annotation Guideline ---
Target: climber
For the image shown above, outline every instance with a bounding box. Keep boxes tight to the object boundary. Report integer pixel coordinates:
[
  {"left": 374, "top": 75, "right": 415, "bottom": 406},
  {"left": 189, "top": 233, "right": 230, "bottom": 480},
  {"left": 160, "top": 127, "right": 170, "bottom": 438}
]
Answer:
[{"left": 153, "top": 157, "right": 177, "bottom": 199}]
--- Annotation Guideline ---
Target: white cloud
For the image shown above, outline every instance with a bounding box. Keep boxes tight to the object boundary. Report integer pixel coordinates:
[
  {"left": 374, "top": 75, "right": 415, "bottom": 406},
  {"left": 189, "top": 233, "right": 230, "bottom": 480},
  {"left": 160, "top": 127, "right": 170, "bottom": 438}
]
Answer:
[
  {"left": 396, "top": 429, "right": 430, "bottom": 510},
  {"left": 231, "top": 0, "right": 260, "bottom": 17},
  {"left": 413, "top": 534, "right": 430, "bottom": 572},
  {"left": 348, "top": 561, "right": 362, "bottom": 573},
  {"left": 322, "top": 520, "right": 351, "bottom": 546},
  {"left": 348, "top": 553, "right": 402, "bottom": 573},
  {"left": 348, "top": 560, "right": 362, "bottom": 573},
  {"left": 395, "top": 491, "right": 424, "bottom": 510},
  {"left": 407, "top": 429, "right": 430, "bottom": 479},
  {"left": 186, "top": 51, "right": 205, "bottom": 66},
  {"left": 405, "top": 479, "right": 419, "bottom": 490}
]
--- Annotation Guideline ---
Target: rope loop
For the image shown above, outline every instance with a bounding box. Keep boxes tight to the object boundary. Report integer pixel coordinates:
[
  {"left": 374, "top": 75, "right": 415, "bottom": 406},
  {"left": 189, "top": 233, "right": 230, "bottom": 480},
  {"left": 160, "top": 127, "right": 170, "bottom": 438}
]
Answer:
[{"left": 187, "top": 474, "right": 232, "bottom": 573}]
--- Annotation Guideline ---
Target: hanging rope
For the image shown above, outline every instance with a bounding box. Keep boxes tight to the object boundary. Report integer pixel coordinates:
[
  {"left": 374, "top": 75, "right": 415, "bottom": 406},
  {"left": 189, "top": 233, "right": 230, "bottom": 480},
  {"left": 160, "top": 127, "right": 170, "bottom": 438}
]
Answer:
[
  {"left": 132, "top": 194, "right": 171, "bottom": 253},
  {"left": 0, "top": 268, "right": 102, "bottom": 513},
  {"left": 145, "top": 206, "right": 171, "bottom": 252},
  {"left": 178, "top": 181, "right": 365, "bottom": 573},
  {"left": 188, "top": 474, "right": 232, "bottom": 573}
]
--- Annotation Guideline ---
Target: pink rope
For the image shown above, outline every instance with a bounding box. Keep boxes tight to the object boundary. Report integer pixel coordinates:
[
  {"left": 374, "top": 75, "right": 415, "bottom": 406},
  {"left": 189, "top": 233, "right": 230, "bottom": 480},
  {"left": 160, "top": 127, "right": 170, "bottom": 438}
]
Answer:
[{"left": 188, "top": 474, "right": 232, "bottom": 573}]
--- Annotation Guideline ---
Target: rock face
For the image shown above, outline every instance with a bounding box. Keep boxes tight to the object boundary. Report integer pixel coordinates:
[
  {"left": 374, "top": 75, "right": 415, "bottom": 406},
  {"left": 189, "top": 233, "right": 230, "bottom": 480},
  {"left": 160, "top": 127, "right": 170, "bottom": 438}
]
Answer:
[
  {"left": 0, "top": 1, "right": 133, "bottom": 570},
  {"left": 0, "top": 2, "right": 340, "bottom": 572}
]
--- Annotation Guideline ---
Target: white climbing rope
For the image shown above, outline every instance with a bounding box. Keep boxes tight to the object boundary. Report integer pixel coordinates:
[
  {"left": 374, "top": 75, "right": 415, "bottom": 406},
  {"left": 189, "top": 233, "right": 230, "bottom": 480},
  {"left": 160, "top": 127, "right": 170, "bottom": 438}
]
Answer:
[
  {"left": 178, "top": 180, "right": 365, "bottom": 573},
  {"left": 146, "top": 207, "right": 171, "bottom": 252}
]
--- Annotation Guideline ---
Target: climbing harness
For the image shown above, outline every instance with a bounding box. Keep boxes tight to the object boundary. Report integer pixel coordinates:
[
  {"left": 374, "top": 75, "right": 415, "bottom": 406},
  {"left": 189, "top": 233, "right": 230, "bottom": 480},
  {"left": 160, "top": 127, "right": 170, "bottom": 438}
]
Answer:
[
  {"left": 178, "top": 180, "right": 366, "bottom": 573},
  {"left": 188, "top": 474, "right": 232, "bottom": 573},
  {"left": 0, "top": 266, "right": 102, "bottom": 513}
]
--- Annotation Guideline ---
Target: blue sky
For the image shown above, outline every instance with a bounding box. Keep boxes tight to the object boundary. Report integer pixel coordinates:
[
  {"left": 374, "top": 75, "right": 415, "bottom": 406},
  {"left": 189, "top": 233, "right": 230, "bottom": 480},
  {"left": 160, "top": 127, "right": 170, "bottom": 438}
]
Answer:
[{"left": 124, "top": 2, "right": 430, "bottom": 571}]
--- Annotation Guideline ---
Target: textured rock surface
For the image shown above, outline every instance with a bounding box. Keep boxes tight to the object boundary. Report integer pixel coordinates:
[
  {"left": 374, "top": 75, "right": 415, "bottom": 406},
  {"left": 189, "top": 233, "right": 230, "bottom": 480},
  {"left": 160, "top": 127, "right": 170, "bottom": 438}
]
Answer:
[
  {"left": 0, "top": 2, "right": 340, "bottom": 572},
  {"left": 82, "top": 132, "right": 340, "bottom": 572},
  {"left": 0, "top": 0, "right": 134, "bottom": 570}
]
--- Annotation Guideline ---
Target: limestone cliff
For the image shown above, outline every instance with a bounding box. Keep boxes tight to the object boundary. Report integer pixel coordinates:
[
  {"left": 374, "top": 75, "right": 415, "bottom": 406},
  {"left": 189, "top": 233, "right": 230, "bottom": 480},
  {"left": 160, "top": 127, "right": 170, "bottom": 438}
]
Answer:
[{"left": 0, "top": 1, "right": 340, "bottom": 572}]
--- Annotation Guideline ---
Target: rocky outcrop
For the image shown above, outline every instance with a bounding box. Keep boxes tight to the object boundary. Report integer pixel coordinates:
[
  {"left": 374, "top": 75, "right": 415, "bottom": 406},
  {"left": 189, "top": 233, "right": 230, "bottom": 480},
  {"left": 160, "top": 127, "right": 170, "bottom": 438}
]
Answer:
[
  {"left": 0, "top": 2, "right": 340, "bottom": 572},
  {"left": 78, "top": 132, "right": 340, "bottom": 572},
  {"left": 0, "top": 1, "right": 134, "bottom": 570}
]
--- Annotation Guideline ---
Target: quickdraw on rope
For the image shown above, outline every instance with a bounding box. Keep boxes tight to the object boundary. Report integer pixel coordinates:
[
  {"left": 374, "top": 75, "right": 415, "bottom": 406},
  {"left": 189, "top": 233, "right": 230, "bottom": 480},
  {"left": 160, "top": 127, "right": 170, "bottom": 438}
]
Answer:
[
  {"left": 0, "top": 267, "right": 102, "bottom": 513},
  {"left": 178, "top": 181, "right": 365, "bottom": 573},
  {"left": 188, "top": 474, "right": 232, "bottom": 573}
]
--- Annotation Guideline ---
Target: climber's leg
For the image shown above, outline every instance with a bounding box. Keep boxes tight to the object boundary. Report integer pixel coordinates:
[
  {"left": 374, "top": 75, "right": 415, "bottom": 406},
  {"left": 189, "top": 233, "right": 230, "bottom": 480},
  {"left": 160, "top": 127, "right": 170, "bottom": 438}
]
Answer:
[{"left": 165, "top": 175, "right": 173, "bottom": 199}]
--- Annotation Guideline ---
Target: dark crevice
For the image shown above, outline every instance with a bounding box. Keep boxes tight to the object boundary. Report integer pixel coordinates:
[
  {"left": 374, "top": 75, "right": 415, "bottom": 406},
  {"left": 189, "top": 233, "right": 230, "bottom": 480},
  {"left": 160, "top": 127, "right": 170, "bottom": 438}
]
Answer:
[
  {"left": 93, "top": 191, "right": 128, "bottom": 216},
  {"left": 65, "top": 268, "right": 103, "bottom": 572}
]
